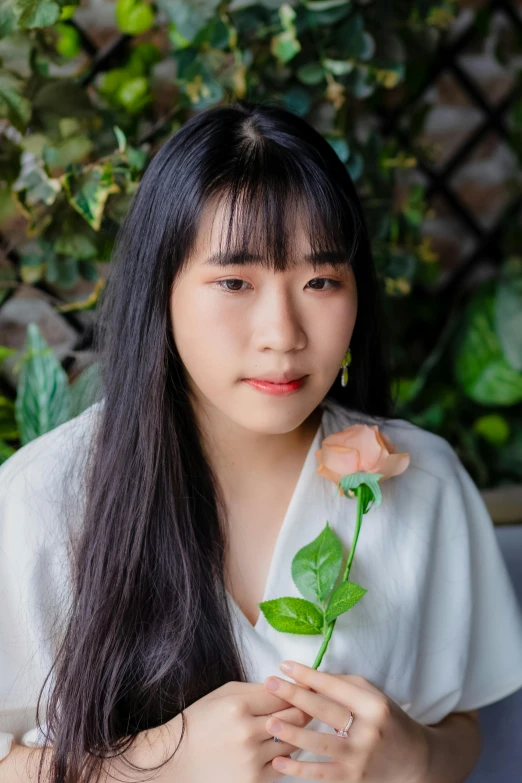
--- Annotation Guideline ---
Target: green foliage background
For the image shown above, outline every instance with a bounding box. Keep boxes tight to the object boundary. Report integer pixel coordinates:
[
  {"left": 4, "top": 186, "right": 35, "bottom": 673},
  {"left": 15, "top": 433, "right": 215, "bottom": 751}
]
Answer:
[{"left": 1, "top": 0, "right": 521, "bottom": 490}]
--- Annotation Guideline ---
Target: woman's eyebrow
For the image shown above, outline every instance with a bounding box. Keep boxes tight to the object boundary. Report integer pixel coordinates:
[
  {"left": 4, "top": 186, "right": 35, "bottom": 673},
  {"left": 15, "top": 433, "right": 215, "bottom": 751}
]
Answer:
[{"left": 202, "top": 250, "right": 350, "bottom": 270}]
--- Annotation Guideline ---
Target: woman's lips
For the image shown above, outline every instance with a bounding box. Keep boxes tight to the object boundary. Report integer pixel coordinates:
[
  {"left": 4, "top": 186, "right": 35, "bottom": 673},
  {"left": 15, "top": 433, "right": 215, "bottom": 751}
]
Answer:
[{"left": 242, "top": 377, "right": 306, "bottom": 395}]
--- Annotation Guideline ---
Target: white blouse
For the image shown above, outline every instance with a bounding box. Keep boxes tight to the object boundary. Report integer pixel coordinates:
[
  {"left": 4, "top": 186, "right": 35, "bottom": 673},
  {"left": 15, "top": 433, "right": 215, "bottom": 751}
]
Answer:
[{"left": 1, "top": 396, "right": 522, "bottom": 780}]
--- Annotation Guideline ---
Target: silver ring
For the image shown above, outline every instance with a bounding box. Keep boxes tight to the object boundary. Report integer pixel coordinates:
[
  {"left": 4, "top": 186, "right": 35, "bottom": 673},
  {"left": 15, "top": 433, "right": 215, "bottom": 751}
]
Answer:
[
  {"left": 273, "top": 710, "right": 354, "bottom": 741},
  {"left": 335, "top": 710, "right": 354, "bottom": 737}
]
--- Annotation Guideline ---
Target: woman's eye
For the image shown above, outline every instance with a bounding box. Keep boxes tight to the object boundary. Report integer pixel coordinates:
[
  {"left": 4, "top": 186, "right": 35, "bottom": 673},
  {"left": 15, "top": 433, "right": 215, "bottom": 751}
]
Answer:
[
  {"left": 216, "top": 277, "right": 341, "bottom": 293},
  {"left": 307, "top": 278, "right": 342, "bottom": 291},
  {"left": 217, "top": 279, "right": 249, "bottom": 292}
]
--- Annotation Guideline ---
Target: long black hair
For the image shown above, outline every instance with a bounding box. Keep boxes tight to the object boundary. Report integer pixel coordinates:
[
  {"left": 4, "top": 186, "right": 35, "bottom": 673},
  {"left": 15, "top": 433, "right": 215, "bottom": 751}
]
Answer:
[{"left": 37, "top": 99, "right": 396, "bottom": 783}]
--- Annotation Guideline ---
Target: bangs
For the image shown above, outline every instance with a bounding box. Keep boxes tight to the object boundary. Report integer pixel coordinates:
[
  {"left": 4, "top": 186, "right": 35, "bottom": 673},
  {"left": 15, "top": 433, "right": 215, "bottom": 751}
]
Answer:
[{"left": 201, "top": 144, "right": 361, "bottom": 274}]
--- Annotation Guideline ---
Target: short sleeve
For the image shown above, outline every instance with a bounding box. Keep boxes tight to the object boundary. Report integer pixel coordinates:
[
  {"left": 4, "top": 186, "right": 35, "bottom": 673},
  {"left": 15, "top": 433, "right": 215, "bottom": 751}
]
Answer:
[{"left": 446, "top": 449, "right": 522, "bottom": 712}]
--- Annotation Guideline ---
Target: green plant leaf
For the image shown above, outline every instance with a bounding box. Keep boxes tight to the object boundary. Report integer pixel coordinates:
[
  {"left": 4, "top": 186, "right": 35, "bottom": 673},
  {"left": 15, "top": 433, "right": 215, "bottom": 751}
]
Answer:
[
  {"left": 55, "top": 232, "right": 97, "bottom": 259},
  {"left": 55, "top": 21, "right": 81, "bottom": 58},
  {"left": 258, "top": 596, "right": 324, "bottom": 634},
  {"left": 0, "top": 396, "right": 19, "bottom": 440},
  {"left": 0, "top": 440, "right": 16, "bottom": 465},
  {"left": 117, "top": 76, "right": 150, "bottom": 113},
  {"left": 0, "top": 70, "right": 31, "bottom": 130},
  {"left": 271, "top": 30, "right": 301, "bottom": 63},
  {"left": 291, "top": 521, "right": 342, "bottom": 603},
  {"left": 495, "top": 275, "right": 522, "bottom": 371},
  {"left": 17, "top": 0, "right": 61, "bottom": 29},
  {"left": 14, "top": 323, "right": 70, "bottom": 445},
  {"left": 304, "top": 0, "right": 352, "bottom": 26},
  {"left": 112, "top": 126, "right": 126, "bottom": 155},
  {"left": 63, "top": 162, "right": 120, "bottom": 230},
  {"left": 296, "top": 62, "right": 324, "bottom": 85},
  {"left": 0, "top": 346, "right": 17, "bottom": 362},
  {"left": 327, "top": 137, "right": 350, "bottom": 162},
  {"left": 68, "top": 362, "right": 103, "bottom": 419},
  {"left": 323, "top": 57, "right": 354, "bottom": 76},
  {"left": 156, "top": 0, "right": 221, "bottom": 42},
  {"left": 0, "top": 0, "right": 20, "bottom": 39},
  {"left": 13, "top": 165, "right": 61, "bottom": 207},
  {"left": 304, "top": 0, "right": 351, "bottom": 12},
  {"left": 473, "top": 413, "right": 511, "bottom": 447},
  {"left": 324, "top": 580, "right": 367, "bottom": 623},
  {"left": 454, "top": 284, "right": 522, "bottom": 405},
  {"left": 338, "top": 472, "right": 383, "bottom": 512},
  {"left": 115, "top": 0, "right": 154, "bottom": 35}
]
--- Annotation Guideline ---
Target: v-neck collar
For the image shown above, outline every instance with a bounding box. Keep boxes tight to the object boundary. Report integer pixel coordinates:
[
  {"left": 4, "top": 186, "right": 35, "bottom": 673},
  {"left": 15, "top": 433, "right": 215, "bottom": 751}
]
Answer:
[{"left": 225, "top": 399, "right": 331, "bottom": 632}]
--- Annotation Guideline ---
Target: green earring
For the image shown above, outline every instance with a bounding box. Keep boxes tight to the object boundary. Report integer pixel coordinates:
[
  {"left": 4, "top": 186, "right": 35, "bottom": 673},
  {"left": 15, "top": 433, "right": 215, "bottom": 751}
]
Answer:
[{"left": 340, "top": 347, "right": 352, "bottom": 387}]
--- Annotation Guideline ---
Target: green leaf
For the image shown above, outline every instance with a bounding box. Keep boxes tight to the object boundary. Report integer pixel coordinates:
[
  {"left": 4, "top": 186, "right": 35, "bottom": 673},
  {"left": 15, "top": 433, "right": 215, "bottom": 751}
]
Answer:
[
  {"left": 113, "top": 125, "right": 127, "bottom": 152},
  {"left": 338, "top": 472, "right": 383, "bottom": 512},
  {"left": 55, "top": 21, "right": 81, "bottom": 58},
  {"left": 156, "top": 0, "right": 221, "bottom": 43},
  {"left": 346, "top": 150, "right": 363, "bottom": 180},
  {"left": 324, "top": 581, "right": 367, "bottom": 623},
  {"left": 99, "top": 68, "right": 128, "bottom": 98},
  {"left": 181, "top": 60, "right": 223, "bottom": 108},
  {"left": 0, "top": 440, "right": 16, "bottom": 465},
  {"left": 259, "top": 596, "right": 324, "bottom": 635},
  {"left": 283, "top": 86, "right": 310, "bottom": 116},
  {"left": 495, "top": 276, "right": 522, "bottom": 371},
  {"left": 12, "top": 165, "right": 61, "bottom": 207},
  {"left": 305, "top": 0, "right": 351, "bottom": 11},
  {"left": 473, "top": 414, "right": 511, "bottom": 447},
  {"left": 43, "top": 135, "right": 93, "bottom": 169},
  {"left": 336, "top": 12, "right": 367, "bottom": 59},
  {"left": 305, "top": 1, "right": 352, "bottom": 26},
  {"left": 17, "top": 0, "right": 61, "bottom": 29},
  {"left": 327, "top": 137, "right": 350, "bottom": 162},
  {"left": 14, "top": 323, "right": 70, "bottom": 446},
  {"left": 59, "top": 4, "right": 78, "bottom": 21},
  {"left": 291, "top": 521, "right": 342, "bottom": 604},
  {"left": 296, "top": 62, "right": 324, "bottom": 85},
  {"left": 0, "top": 0, "right": 20, "bottom": 39},
  {"left": 115, "top": 0, "right": 154, "bottom": 35},
  {"left": 0, "top": 396, "right": 19, "bottom": 441},
  {"left": 68, "top": 362, "right": 103, "bottom": 419},
  {"left": 56, "top": 277, "right": 104, "bottom": 312},
  {"left": 55, "top": 232, "right": 97, "bottom": 259},
  {"left": 454, "top": 284, "right": 522, "bottom": 405},
  {"left": 117, "top": 76, "right": 150, "bottom": 113},
  {"left": 0, "top": 346, "right": 17, "bottom": 362},
  {"left": 127, "top": 43, "right": 162, "bottom": 76},
  {"left": 63, "top": 162, "right": 120, "bottom": 230},
  {"left": 52, "top": 256, "right": 79, "bottom": 288},
  {"left": 271, "top": 30, "right": 301, "bottom": 63},
  {"left": 32, "top": 80, "right": 93, "bottom": 118},
  {"left": 0, "top": 70, "right": 31, "bottom": 130},
  {"left": 323, "top": 57, "right": 354, "bottom": 76}
]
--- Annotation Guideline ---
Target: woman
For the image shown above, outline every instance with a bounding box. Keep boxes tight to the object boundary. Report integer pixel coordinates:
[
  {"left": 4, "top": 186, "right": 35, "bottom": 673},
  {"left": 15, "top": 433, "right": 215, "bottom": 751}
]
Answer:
[{"left": 1, "top": 100, "right": 522, "bottom": 783}]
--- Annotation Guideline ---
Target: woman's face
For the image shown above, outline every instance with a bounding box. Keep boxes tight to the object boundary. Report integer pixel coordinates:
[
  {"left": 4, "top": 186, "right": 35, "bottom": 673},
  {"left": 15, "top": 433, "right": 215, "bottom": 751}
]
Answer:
[{"left": 169, "top": 196, "right": 358, "bottom": 436}]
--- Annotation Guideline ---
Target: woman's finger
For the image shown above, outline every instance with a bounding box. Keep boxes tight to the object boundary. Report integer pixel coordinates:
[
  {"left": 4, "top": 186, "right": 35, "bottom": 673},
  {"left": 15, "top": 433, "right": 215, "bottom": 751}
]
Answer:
[
  {"left": 269, "top": 661, "right": 384, "bottom": 723},
  {"left": 265, "top": 677, "right": 355, "bottom": 733}
]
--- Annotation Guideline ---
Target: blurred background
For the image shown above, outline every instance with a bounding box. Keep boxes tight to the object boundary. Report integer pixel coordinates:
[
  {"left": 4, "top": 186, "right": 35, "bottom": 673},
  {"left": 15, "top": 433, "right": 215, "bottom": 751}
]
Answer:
[{"left": 0, "top": 0, "right": 521, "bottom": 778}]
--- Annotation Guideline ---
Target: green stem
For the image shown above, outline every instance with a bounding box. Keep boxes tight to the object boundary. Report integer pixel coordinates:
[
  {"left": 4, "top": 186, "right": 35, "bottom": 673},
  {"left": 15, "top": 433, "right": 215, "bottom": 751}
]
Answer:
[{"left": 312, "top": 485, "right": 366, "bottom": 670}]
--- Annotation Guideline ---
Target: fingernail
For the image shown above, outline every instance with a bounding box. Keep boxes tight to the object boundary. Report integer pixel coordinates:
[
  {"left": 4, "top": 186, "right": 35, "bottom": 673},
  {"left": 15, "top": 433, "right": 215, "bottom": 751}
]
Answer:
[
  {"left": 268, "top": 719, "right": 282, "bottom": 732},
  {"left": 274, "top": 759, "right": 287, "bottom": 770},
  {"left": 280, "top": 661, "right": 294, "bottom": 672},
  {"left": 266, "top": 677, "right": 281, "bottom": 691}
]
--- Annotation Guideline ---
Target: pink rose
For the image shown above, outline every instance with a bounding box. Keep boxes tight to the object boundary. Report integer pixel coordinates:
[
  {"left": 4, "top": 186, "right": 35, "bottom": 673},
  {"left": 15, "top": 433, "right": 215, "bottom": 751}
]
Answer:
[{"left": 315, "top": 424, "right": 410, "bottom": 497}]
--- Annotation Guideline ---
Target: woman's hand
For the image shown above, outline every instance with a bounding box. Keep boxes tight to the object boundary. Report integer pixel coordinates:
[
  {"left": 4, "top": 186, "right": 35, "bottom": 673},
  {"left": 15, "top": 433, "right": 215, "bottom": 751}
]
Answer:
[
  {"left": 126, "top": 679, "right": 316, "bottom": 783},
  {"left": 263, "top": 660, "right": 430, "bottom": 783}
]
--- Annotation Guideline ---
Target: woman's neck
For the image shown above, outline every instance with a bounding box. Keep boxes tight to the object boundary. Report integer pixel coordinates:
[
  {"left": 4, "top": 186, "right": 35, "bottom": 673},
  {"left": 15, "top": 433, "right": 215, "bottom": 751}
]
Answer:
[{"left": 198, "top": 402, "right": 324, "bottom": 497}]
